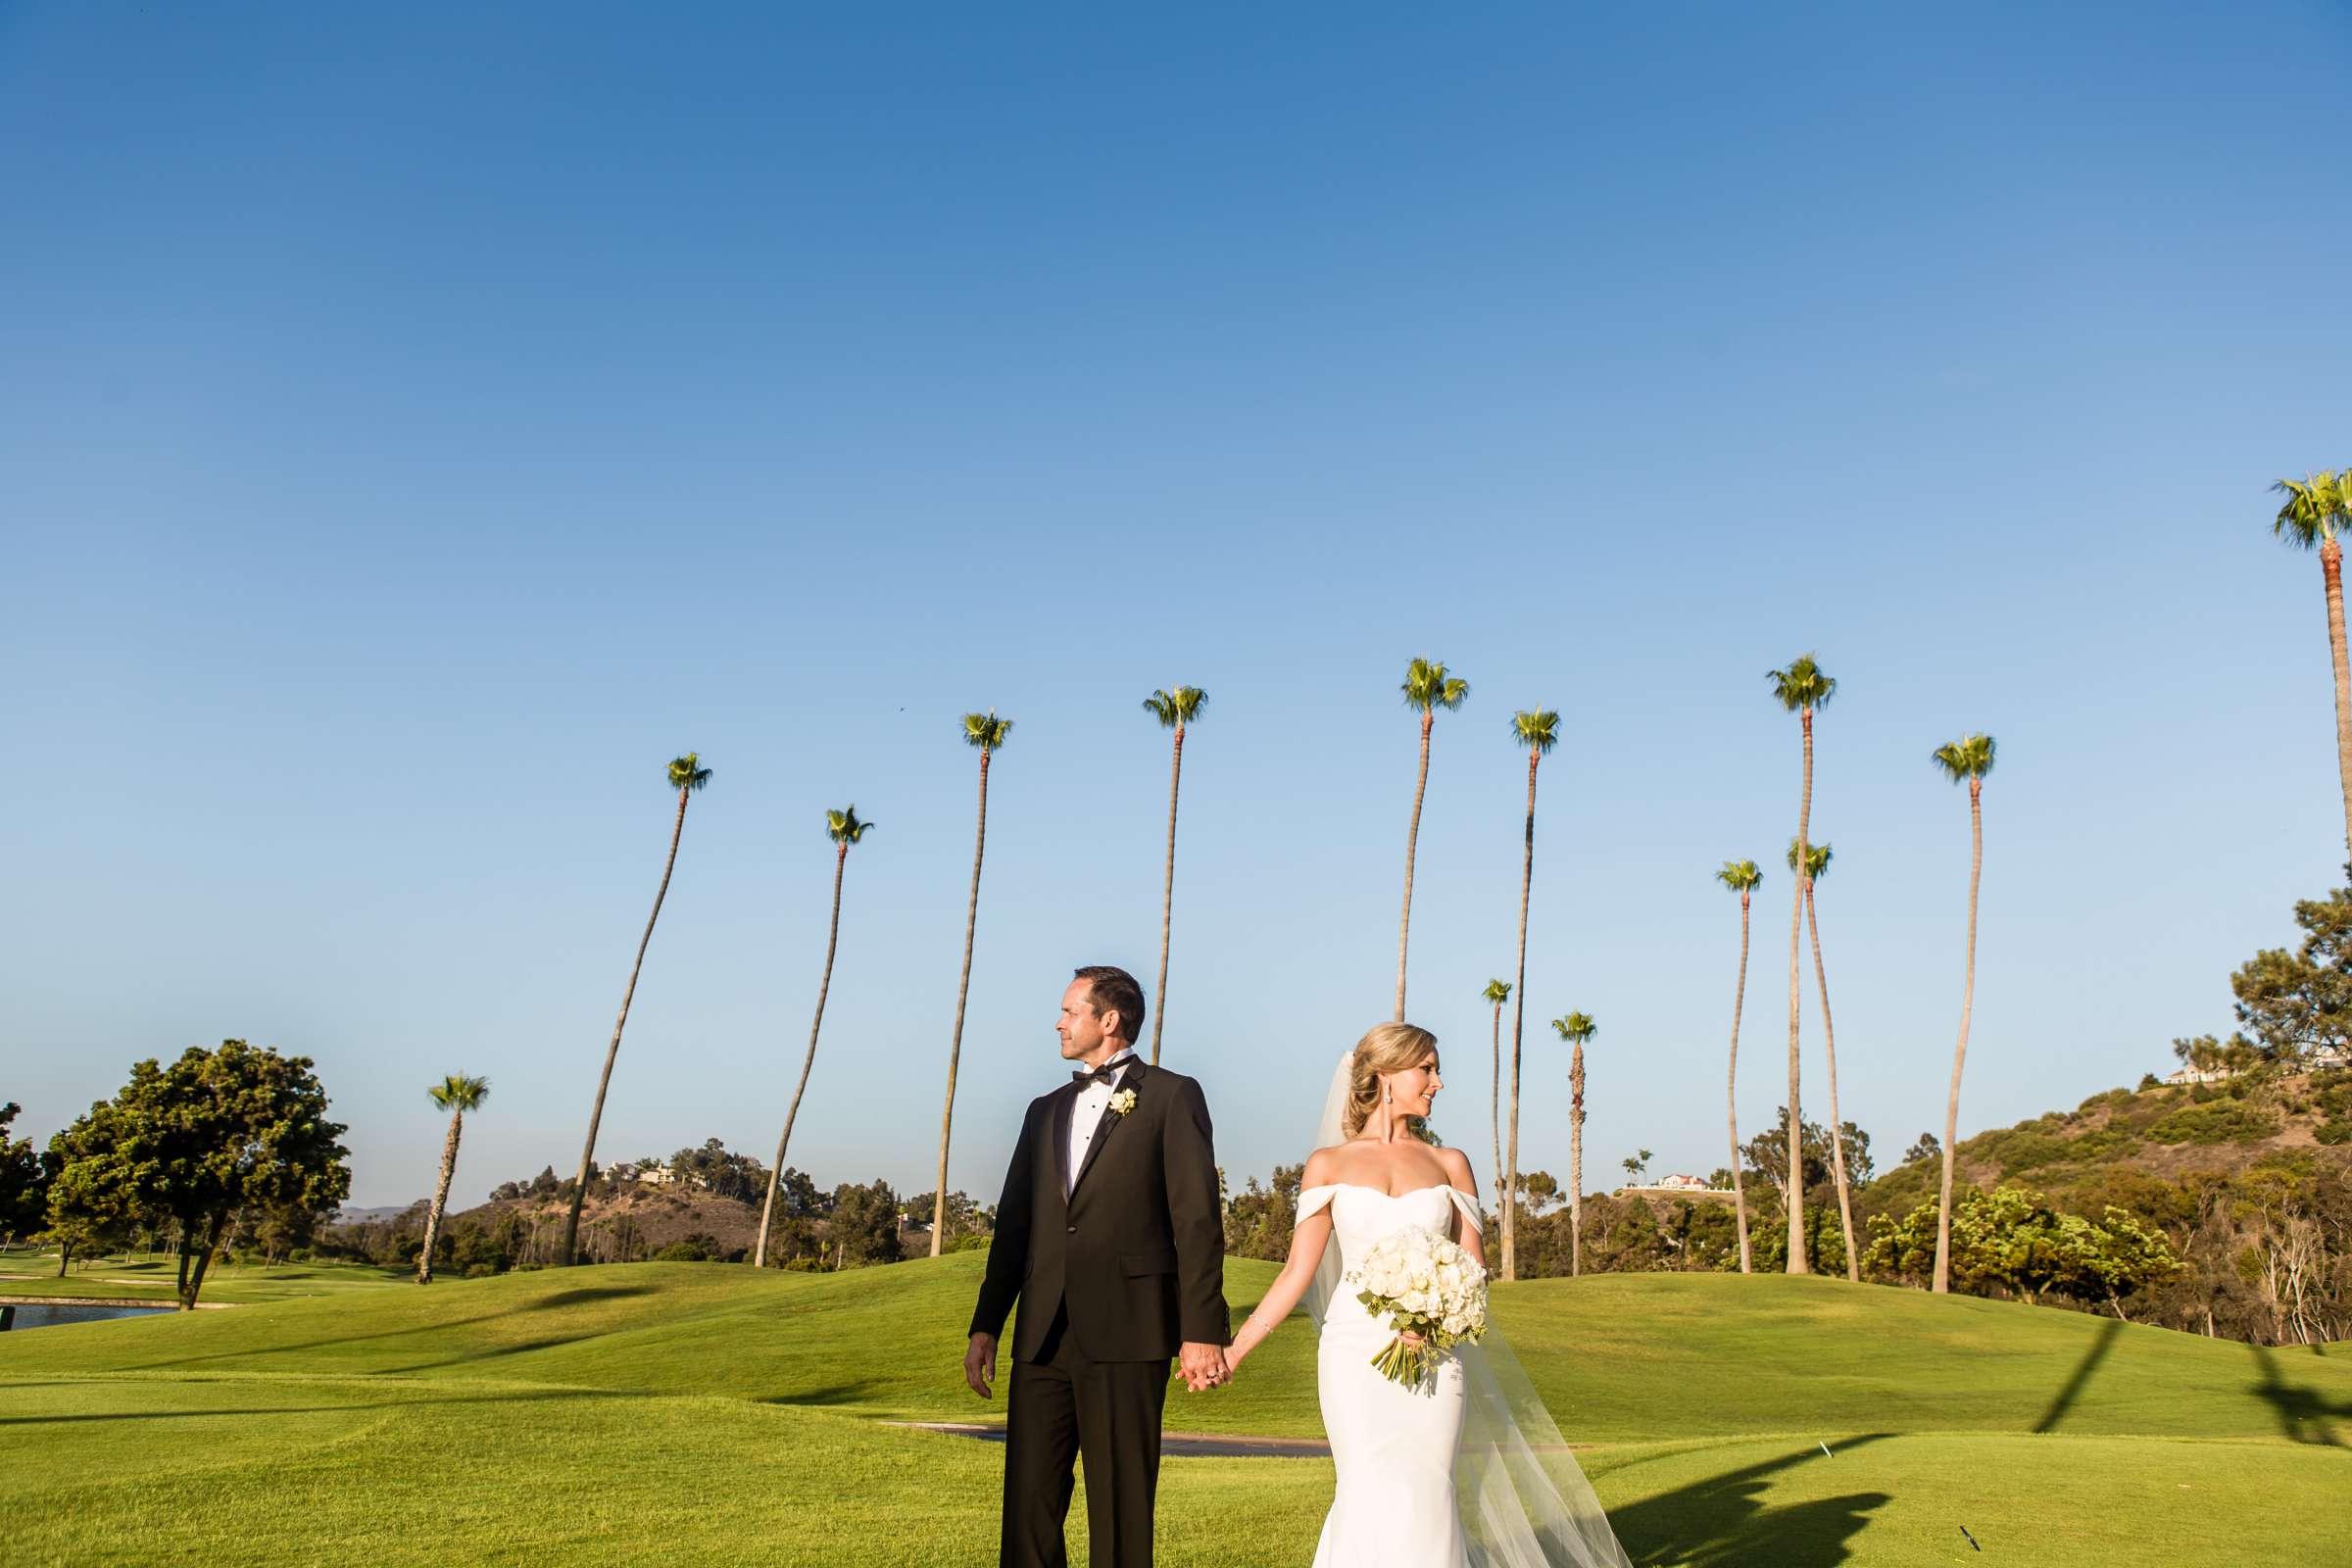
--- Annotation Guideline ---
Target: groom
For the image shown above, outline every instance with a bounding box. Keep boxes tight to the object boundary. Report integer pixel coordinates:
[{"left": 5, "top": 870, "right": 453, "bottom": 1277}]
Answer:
[{"left": 964, "top": 963, "right": 1230, "bottom": 1568}]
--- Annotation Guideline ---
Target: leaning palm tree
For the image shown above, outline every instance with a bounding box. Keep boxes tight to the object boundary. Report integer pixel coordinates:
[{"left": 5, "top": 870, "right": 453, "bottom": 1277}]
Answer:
[
  {"left": 755, "top": 806, "right": 875, "bottom": 1267},
  {"left": 1396, "top": 659, "right": 1471, "bottom": 1020},
  {"left": 561, "top": 753, "right": 711, "bottom": 1265},
  {"left": 1788, "top": 838, "right": 1859, "bottom": 1282},
  {"left": 1142, "top": 686, "right": 1207, "bottom": 1064},
  {"left": 1766, "top": 655, "right": 1835, "bottom": 1275},
  {"left": 1931, "top": 732, "right": 1996, "bottom": 1294},
  {"left": 1499, "top": 706, "right": 1560, "bottom": 1282},
  {"left": 1552, "top": 1012, "right": 1595, "bottom": 1277},
  {"left": 933, "top": 710, "right": 1013, "bottom": 1256},
  {"left": 1482, "top": 978, "right": 1511, "bottom": 1199},
  {"left": 2273, "top": 471, "right": 2352, "bottom": 855},
  {"left": 1714, "top": 858, "right": 1762, "bottom": 1274},
  {"left": 416, "top": 1074, "right": 489, "bottom": 1285}
]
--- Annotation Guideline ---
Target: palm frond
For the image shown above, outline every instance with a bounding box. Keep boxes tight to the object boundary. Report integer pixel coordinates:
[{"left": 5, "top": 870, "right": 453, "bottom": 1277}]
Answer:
[
  {"left": 1482, "top": 978, "right": 1512, "bottom": 1004},
  {"left": 666, "top": 753, "right": 712, "bottom": 791},
  {"left": 1931, "top": 731, "right": 1997, "bottom": 782},
  {"left": 427, "top": 1073, "right": 490, "bottom": 1111},
  {"left": 961, "top": 710, "right": 1014, "bottom": 750},
  {"left": 1766, "top": 654, "right": 1837, "bottom": 714},
  {"left": 2272, "top": 471, "right": 2348, "bottom": 550},
  {"left": 1143, "top": 685, "right": 1208, "bottom": 726},
  {"left": 826, "top": 805, "right": 875, "bottom": 844},
  {"left": 1715, "top": 858, "right": 1762, "bottom": 893},
  {"left": 1402, "top": 658, "right": 1470, "bottom": 712},
  {"left": 1510, "top": 708, "right": 1561, "bottom": 754},
  {"left": 1786, "top": 838, "right": 1833, "bottom": 879},
  {"left": 1550, "top": 1011, "right": 1596, "bottom": 1044}
]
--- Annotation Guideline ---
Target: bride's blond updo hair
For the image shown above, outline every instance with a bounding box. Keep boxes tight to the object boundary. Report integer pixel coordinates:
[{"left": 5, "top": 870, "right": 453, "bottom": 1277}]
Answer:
[{"left": 1343, "top": 1022, "right": 1440, "bottom": 1137}]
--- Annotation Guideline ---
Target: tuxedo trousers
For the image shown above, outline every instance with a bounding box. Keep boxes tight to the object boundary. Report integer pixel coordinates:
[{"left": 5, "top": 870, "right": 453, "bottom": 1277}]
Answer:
[{"left": 1002, "top": 1305, "right": 1171, "bottom": 1568}]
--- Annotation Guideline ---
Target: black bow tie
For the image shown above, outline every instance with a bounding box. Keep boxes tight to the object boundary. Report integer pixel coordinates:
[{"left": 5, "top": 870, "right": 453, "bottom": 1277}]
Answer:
[{"left": 1072, "top": 1063, "right": 1127, "bottom": 1087}]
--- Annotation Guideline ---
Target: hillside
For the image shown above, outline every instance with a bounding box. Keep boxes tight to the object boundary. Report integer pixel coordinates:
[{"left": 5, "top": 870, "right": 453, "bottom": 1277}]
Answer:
[{"left": 4, "top": 1255, "right": 2348, "bottom": 1566}]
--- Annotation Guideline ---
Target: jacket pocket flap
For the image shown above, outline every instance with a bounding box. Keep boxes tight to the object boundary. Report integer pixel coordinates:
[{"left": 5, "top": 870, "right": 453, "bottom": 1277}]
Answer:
[{"left": 1121, "top": 1248, "right": 1180, "bottom": 1277}]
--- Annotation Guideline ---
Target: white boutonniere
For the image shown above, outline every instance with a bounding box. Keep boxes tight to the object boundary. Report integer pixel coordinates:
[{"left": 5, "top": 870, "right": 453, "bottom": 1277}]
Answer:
[{"left": 1106, "top": 1088, "right": 1138, "bottom": 1118}]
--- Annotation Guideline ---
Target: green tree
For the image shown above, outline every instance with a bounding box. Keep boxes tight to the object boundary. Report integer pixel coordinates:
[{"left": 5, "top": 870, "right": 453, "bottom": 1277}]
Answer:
[
  {"left": 934, "top": 710, "right": 1012, "bottom": 1255},
  {"left": 562, "top": 753, "right": 712, "bottom": 1265},
  {"left": 416, "top": 1074, "right": 489, "bottom": 1285},
  {"left": 0, "top": 1102, "right": 47, "bottom": 1247},
  {"left": 1142, "top": 686, "right": 1207, "bottom": 1064},
  {"left": 1481, "top": 979, "right": 1512, "bottom": 1199},
  {"left": 2229, "top": 878, "right": 2352, "bottom": 1063},
  {"left": 1396, "top": 660, "right": 1471, "bottom": 1020},
  {"left": 756, "top": 805, "right": 876, "bottom": 1266},
  {"left": 1931, "top": 731, "right": 1997, "bottom": 1294},
  {"left": 2272, "top": 470, "right": 2352, "bottom": 856},
  {"left": 1552, "top": 1012, "right": 1595, "bottom": 1277},
  {"left": 1788, "top": 837, "right": 1861, "bottom": 1282},
  {"left": 1500, "top": 707, "right": 1559, "bottom": 1281},
  {"left": 1714, "top": 858, "right": 1763, "bottom": 1274},
  {"left": 1766, "top": 654, "right": 1836, "bottom": 1275},
  {"left": 1622, "top": 1149, "right": 1652, "bottom": 1182},
  {"left": 45, "top": 1041, "right": 350, "bottom": 1308},
  {"left": 832, "top": 1178, "right": 905, "bottom": 1268}
]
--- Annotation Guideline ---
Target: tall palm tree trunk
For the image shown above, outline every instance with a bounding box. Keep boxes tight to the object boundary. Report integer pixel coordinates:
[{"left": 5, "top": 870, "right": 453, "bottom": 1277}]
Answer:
[
  {"left": 2323, "top": 539, "right": 2352, "bottom": 858},
  {"left": 1934, "top": 777, "right": 1984, "bottom": 1294},
  {"left": 1728, "top": 889, "right": 1754, "bottom": 1274},
  {"left": 1784, "top": 710, "right": 1813, "bottom": 1275},
  {"left": 1805, "top": 881, "right": 1859, "bottom": 1282},
  {"left": 1151, "top": 722, "right": 1186, "bottom": 1064},
  {"left": 1491, "top": 1001, "right": 1504, "bottom": 1201},
  {"left": 561, "top": 786, "right": 691, "bottom": 1265},
  {"left": 416, "top": 1108, "right": 465, "bottom": 1285},
  {"left": 1396, "top": 711, "right": 1434, "bottom": 1021},
  {"left": 933, "top": 750, "right": 992, "bottom": 1256},
  {"left": 757, "top": 842, "right": 848, "bottom": 1267},
  {"left": 1501, "top": 749, "right": 1539, "bottom": 1281},
  {"left": 1568, "top": 1046, "right": 1585, "bottom": 1278}
]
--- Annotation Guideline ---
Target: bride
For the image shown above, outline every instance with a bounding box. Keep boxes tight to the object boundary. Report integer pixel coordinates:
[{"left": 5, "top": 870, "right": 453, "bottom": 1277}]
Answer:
[{"left": 1223, "top": 1023, "right": 1634, "bottom": 1568}]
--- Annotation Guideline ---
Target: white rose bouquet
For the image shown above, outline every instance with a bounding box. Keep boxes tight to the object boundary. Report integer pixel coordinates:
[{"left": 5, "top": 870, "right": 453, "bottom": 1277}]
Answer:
[{"left": 1344, "top": 1224, "right": 1489, "bottom": 1387}]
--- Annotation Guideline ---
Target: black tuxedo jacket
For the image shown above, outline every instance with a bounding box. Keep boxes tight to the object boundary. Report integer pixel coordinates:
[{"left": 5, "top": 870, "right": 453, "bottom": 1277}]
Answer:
[{"left": 969, "top": 1060, "right": 1229, "bottom": 1364}]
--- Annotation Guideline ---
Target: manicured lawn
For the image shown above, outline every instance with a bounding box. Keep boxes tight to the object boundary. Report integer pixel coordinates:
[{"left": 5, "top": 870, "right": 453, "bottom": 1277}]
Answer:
[
  {"left": 3, "top": 1256, "right": 2346, "bottom": 1565},
  {"left": 0, "top": 1252, "right": 414, "bottom": 1304}
]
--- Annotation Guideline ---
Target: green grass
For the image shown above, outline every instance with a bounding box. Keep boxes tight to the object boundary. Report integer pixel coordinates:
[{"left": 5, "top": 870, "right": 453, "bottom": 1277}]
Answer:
[
  {"left": 0, "top": 1252, "right": 415, "bottom": 1304},
  {"left": 3, "top": 1255, "right": 2347, "bottom": 1566}
]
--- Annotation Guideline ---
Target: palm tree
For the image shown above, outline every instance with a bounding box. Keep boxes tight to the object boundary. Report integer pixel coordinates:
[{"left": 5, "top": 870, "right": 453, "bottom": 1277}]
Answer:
[
  {"left": 933, "top": 710, "right": 1013, "bottom": 1256},
  {"left": 416, "top": 1074, "right": 489, "bottom": 1285},
  {"left": 1714, "top": 859, "right": 1762, "bottom": 1274},
  {"left": 1551, "top": 1012, "right": 1595, "bottom": 1277},
  {"left": 561, "top": 753, "right": 711, "bottom": 1266},
  {"left": 1788, "top": 838, "right": 1859, "bottom": 1282},
  {"left": 1482, "top": 979, "right": 1511, "bottom": 1199},
  {"left": 1142, "top": 686, "right": 1207, "bottom": 1065},
  {"left": 1499, "top": 706, "right": 1559, "bottom": 1282},
  {"left": 1931, "top": 732, "right": 1996, "bottom": 1294},
  {"left": 756, "top": 806, "right": 875, "bottom": 1267},
  {"left": 2273, "top": 471, "right": 2352, "bottom": 855},
  {"left": 1766, "top": 656, "right": 1835, "bottom": 1275},
  {"left": 1396, "top": 659, "right": 1471, "bottom": 1020}
]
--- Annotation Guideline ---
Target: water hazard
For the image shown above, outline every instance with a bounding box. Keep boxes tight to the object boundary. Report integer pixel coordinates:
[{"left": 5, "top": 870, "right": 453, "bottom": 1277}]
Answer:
[{"left": 0, "top": 1301, "right": 174, "bottom": 1331}]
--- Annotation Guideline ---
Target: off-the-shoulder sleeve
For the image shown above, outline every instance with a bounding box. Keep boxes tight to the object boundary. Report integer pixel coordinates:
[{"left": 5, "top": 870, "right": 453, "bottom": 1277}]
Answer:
[
  {"left": 1443, "top": 1186, "right": 1484, "bottom": 1227},
  {"left": 1296, "top": 1184, "right": 1342, "bottom": 1223}
]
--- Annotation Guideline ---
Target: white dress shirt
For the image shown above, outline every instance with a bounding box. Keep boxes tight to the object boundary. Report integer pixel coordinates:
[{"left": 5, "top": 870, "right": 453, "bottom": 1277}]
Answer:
[{"left": 1066, "top": 1047, "right": 1139, "bottom": 1190}]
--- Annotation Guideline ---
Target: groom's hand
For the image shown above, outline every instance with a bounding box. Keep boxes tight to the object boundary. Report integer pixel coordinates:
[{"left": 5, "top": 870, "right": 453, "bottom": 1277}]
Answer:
[
  {"left": 964, "top": 1333, "right": 999, "bottom": 1398},
  {"left": 1179, "top": 1341, "right": 1229, "bottom": 1393}
]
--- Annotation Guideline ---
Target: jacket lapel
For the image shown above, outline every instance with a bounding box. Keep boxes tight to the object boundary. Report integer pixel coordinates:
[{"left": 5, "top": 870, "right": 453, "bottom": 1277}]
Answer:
[
  {"left": 1069, "top": 1060, "right": 1146, "bottom": 1199},
  {"left": 1052, "top": 1082, "right": 1079, "bottom": 1200}
]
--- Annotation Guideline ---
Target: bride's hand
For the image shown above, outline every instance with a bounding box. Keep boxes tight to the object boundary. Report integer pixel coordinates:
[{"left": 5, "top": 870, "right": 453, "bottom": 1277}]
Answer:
[{"left": 1396, "top": 1331, "right": 1426, "bottom": 1348}]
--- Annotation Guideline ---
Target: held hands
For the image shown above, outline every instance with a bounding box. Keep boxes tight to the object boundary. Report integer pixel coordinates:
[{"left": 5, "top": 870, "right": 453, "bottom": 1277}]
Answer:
[{"left": 1178, "top": 1340, "right": 1230, "bottom": 1393}]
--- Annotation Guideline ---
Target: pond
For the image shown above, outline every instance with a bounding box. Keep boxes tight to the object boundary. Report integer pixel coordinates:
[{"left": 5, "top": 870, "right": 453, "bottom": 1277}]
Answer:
[{"left": 0, "top": 1302, "right": 175, "bottom": 1331}]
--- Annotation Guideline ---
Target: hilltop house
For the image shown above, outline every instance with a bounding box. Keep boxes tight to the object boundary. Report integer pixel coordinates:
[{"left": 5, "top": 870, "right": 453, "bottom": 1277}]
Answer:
[{"left": 2163, "top": 1043, "right": 2350, "bottom": 1086}]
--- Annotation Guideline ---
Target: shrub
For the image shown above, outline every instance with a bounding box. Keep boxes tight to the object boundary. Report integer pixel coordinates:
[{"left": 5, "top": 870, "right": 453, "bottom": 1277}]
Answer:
[{"left": 2145, "top": 1102, "right": 2279, "bottom": 1147}]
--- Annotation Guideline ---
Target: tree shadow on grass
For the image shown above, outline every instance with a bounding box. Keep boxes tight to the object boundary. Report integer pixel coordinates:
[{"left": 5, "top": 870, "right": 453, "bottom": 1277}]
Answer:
[
  {"left": 757, "top": 1383, "right": 888, "bottom": 1408},
  {"left": 1607, "top": 1436, "right": 1892, "bottom": 1568},
  {"left": 2249, "top": 1344, "right": 2352, "bottom": 1446},
  {"left": 2033, "top": 1317, "right": 2123, "bottom": 1434}
]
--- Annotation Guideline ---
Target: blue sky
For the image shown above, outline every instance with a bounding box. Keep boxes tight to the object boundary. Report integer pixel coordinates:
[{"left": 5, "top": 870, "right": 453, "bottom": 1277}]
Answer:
[{"left": 4, "top": 3, "right": 2349, "bottom": 1209}]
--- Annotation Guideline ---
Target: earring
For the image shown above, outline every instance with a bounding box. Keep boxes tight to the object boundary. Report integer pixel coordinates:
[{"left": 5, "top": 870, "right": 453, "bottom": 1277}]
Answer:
[{"left": 1384, "top": 1084, "right": 1393, "bottom": 1103}]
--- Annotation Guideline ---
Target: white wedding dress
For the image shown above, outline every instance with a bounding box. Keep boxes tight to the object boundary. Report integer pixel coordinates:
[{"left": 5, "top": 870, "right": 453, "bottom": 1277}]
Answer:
[
  {"left": 1296, "top": 1051, "right": 1635, "bottom": 1568},
  {"left": 1300, "top": 1182, "right": 1485, "bottom": 1566}
]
